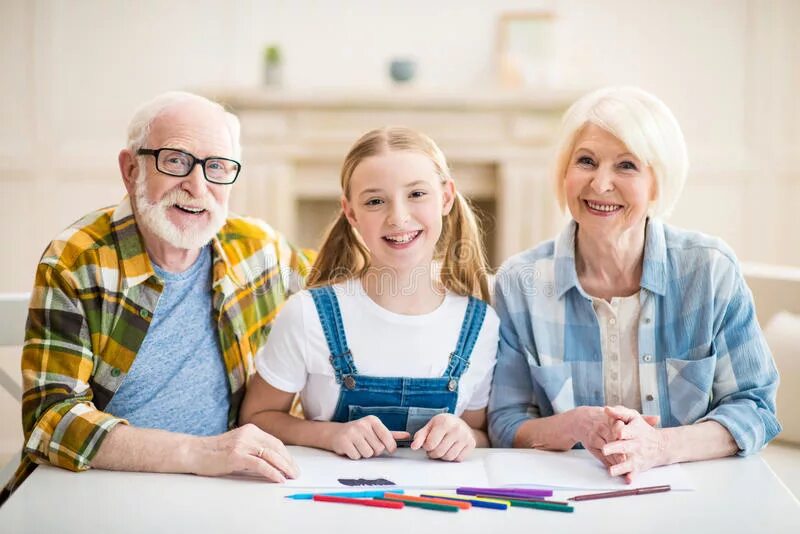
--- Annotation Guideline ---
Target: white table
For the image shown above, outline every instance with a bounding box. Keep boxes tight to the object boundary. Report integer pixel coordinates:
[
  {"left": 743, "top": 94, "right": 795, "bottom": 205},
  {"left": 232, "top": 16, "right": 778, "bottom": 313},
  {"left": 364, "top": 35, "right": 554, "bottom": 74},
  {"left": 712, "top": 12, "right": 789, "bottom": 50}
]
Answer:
[{"left": 1, "top": 447, "right": 798, "bottom": 534}]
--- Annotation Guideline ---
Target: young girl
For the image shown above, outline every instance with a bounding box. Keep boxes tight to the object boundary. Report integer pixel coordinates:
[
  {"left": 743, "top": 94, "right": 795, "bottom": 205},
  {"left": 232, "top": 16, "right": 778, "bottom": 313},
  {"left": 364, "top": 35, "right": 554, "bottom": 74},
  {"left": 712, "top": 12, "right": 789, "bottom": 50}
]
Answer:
[{"left": 240, "top": 127, "right": 499, "bottom": 462}]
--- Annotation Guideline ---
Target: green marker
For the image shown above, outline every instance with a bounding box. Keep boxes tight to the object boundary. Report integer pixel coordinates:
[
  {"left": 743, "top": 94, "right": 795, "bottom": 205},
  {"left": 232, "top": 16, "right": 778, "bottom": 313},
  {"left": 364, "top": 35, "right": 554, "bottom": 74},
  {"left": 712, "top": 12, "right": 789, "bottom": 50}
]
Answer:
[
  {"left": 375, "top": 497, "right": 459, "bottom": 512},
  {"left": 505, "top": 498, "right": 574, "bottom": 513}
]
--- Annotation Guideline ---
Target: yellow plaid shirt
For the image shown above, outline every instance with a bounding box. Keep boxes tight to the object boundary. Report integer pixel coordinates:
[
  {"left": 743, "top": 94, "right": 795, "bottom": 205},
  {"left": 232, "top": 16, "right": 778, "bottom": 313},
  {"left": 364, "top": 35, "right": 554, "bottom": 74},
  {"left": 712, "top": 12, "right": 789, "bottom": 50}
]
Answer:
[{"left": 2, "top": 197, "right": 312, "bottom": 502}]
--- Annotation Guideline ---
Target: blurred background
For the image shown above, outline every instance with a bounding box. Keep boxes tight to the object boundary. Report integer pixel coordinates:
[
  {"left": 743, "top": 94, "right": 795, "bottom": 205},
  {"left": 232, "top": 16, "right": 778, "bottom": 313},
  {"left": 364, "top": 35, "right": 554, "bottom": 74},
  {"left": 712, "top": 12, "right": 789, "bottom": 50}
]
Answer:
[{"left": 0, "top": 0, "right": 798, "bottom": 492}]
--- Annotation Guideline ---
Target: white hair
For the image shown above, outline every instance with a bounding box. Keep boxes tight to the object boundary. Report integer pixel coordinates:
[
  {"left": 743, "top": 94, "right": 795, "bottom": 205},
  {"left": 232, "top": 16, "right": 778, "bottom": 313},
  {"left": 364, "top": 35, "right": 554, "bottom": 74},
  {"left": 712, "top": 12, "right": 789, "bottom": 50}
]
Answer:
[
  {"left": 126, "top": 91, "right": 242, "bottom": 160},
  {"left": 553, "top": 86, "right": 689, "bottom": 219}
]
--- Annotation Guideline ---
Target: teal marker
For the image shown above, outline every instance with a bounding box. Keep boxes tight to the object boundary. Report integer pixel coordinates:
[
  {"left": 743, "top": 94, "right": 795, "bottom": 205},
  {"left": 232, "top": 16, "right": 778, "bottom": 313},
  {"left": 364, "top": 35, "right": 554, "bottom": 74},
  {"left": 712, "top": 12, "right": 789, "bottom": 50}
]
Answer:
[{"left": 285, "top": 489, "right": 404, "bottom": 500}]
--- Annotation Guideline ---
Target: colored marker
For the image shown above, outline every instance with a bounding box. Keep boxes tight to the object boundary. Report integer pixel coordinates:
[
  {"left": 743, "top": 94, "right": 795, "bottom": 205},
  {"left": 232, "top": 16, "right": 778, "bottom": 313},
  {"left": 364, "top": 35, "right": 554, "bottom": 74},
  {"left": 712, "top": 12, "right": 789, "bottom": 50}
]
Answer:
[
  {"left": 503, "top": 497, "right": 574, "bottom": 513},
  {"left": 421, "top": 493, "right": 508, "bottom": 510},
  {"left": 285, "top": 489, "right": 404, "bottom": 500},
  {"left": 382, "top": 493, "right": 471, "bottom": 509},
  {"left": 569, "top": 484, "right": 671, "bottom": 501},
  {"left": 476, "top": 494, "right": 571, "bottom": 506},
  {"left": 312, "top": 495, "right": 404, "bottom": 509},
  {"left": 376, "top": 497, "right": 458, "bottom": 512},
  {"left": 457, "top": 487, "right": 553, "bottom": 499}
]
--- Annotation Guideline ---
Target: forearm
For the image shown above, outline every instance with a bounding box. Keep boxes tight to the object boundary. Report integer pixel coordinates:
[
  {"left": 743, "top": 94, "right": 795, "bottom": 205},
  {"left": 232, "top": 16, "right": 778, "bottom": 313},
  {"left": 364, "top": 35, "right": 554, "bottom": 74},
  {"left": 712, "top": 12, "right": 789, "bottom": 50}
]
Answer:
[
  {"left": 471, "top": 428, "right": 490, "bottom": 448},
  {"left": 245, "top": 410, "right": 339, "bottom": 451},
  {"left": 91, "top": 424, "right": 206, "bottom": 474},
  {"left": 659, "top": 421, "right": 738, "bottom": 465},
  {"left": 512, "top": 410, "right": 579, "bottom": 451}
]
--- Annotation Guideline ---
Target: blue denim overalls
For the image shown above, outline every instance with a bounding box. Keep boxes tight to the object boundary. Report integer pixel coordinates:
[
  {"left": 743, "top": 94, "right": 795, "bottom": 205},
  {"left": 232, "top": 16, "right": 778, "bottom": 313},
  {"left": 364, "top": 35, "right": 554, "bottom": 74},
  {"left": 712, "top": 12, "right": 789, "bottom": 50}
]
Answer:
[{"left": 309, "top": 286, "right": 487, "bottom": 436}]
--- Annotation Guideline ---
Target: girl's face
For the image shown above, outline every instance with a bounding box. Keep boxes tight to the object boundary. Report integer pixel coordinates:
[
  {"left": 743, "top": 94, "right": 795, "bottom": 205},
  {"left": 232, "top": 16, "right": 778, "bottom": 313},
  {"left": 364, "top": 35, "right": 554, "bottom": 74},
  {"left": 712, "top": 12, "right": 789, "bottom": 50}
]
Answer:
[
  {"left": 342, "top": 150, "right": 455, "bottom": 275},
  {"left": 563, "top": 123, "right": 656, "bottom": 241}
]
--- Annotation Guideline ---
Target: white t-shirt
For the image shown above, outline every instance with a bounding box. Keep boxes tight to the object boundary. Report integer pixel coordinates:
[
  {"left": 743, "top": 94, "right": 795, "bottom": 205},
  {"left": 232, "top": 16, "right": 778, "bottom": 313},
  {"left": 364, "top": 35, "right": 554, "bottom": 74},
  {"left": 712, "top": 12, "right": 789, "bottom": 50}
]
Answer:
[{"left": 256, "top": 280, "right": 500, "bottom": 421}]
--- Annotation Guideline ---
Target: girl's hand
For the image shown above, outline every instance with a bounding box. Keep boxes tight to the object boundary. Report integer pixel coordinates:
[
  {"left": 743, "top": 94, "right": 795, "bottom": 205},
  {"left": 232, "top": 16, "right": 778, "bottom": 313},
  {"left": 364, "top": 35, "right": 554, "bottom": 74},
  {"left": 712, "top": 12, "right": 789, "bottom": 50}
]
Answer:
[
  {"left": 410, "top": 413, "right": 476, "bottom": 462},
  {"left": 328, "top": 416, "right": 410, "bottom": 460},
  {"left": 602, "top": 405, "right": 665, "bottom": 483}
]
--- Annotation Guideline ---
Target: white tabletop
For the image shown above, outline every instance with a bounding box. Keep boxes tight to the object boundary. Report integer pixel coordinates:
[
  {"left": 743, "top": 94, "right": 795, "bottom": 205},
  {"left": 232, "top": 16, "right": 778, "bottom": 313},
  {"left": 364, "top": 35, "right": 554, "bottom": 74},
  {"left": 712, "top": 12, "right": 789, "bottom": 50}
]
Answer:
[{"left": 1, "top": 447, "right": 798, "bottom": 534}]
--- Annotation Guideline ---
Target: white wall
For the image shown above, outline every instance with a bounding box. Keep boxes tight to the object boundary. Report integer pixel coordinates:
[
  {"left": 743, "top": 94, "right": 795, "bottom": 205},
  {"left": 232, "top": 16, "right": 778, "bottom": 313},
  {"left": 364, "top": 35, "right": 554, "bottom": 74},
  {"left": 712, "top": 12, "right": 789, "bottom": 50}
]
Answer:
[{"left": 1, "top": 0, "right": 798, "bottom": 293}]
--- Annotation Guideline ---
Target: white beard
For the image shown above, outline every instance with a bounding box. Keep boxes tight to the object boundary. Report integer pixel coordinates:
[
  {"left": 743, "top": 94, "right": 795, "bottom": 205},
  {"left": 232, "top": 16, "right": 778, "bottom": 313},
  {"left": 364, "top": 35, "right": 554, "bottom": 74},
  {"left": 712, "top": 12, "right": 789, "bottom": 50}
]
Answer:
[{"left": 133, "top": 168, "right": 228, "bottom": 250}]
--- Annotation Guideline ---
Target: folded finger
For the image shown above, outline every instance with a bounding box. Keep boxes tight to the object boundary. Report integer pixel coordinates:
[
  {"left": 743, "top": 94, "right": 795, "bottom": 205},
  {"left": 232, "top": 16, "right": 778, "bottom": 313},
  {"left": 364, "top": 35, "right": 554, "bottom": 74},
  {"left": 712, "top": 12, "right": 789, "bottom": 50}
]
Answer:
[
  {"left": 410, "top": 424, "right": 430, "bottom": 450},
  {"left": 260, "top": 448, "right": 298, "bottom": 479},
  {"left": 602, "top": 440, "right": 632, "bottom": 457},
  {"left": 353, "top": 436, "right": 375, "bottom": 458},
  {"left": 363, "top": 430, "right": 386, "bottom": 457},
  {"left": 240, "top": 455, "right": 286, "bottom": 483},
  {"left": 422, "top": 423, "right": 448, "bottom": 452},
  {"left": 428, "top": 434, "right": 456, "bottom": 459},
  {"left": 442, "top": 442, "right": 466, "bottom": 462},
  {"left": 609, "top": 459, "right": 634, "bottom": 477}
]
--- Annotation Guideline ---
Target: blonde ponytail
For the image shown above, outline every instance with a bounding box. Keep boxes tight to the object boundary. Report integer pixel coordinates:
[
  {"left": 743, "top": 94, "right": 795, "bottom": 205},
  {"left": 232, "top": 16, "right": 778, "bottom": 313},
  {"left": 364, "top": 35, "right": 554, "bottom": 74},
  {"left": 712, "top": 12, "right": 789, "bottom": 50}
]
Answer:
[
  {"left": 306, "top": 211, "right": 370, "bottom": 288},
  {"left": 437, "top": 192, "right": 491, "bottom": 301}
]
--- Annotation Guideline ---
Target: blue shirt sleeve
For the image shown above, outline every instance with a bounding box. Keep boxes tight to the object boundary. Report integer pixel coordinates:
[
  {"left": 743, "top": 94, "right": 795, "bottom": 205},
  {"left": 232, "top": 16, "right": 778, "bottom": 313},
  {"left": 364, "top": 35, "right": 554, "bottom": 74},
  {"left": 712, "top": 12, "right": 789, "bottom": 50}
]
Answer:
[
  {"left": 488, "top": 270, "right": 539, "bottom": 448},
  {"left": 697, "top": 259, "right": 781, "bottom": 455}
]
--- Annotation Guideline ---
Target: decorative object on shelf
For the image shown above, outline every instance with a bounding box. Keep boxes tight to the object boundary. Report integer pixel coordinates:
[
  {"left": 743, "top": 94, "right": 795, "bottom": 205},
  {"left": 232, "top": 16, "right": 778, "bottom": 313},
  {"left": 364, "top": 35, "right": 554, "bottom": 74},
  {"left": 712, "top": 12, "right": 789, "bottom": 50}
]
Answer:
[
  {"left": 389, "top": 58, "right": 416, "bottom": 84},
  {"left": 496, "top": 12, "right": 556, "bottom": 88},
  {"left": 263, "top": 44, "right": 283, "bottom": 86}
]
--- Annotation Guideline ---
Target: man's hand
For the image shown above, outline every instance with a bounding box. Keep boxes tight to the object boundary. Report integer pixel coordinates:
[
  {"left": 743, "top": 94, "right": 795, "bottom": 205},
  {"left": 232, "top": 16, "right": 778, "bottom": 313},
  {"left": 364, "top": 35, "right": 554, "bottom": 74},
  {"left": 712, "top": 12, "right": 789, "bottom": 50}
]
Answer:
[
  {"left": 327, "top": 416, "right": 410, "bottom": 460},
  {"left": 410, "top": 413, "right": 476, "bottom": 462},
  {"left": 194, "top": 423, "right": 299, "bottom": 482}
]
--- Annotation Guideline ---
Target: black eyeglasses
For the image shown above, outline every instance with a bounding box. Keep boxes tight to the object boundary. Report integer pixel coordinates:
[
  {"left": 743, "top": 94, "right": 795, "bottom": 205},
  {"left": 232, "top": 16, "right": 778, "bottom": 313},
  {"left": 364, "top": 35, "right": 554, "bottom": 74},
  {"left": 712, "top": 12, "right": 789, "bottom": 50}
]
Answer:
[{"left": 137, "top": 147, "right": 241, "bottom": 185}]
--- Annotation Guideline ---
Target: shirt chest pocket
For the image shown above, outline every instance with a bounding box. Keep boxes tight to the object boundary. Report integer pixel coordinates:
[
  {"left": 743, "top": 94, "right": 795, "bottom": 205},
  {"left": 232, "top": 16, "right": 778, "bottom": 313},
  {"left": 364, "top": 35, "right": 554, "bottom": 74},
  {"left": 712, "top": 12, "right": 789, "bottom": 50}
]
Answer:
[
  {"left": 665, "top": 352, "right": 717, "bottom": 425},
  {"left": 529, "top": 363, "right": 576, "bottom": 414}
]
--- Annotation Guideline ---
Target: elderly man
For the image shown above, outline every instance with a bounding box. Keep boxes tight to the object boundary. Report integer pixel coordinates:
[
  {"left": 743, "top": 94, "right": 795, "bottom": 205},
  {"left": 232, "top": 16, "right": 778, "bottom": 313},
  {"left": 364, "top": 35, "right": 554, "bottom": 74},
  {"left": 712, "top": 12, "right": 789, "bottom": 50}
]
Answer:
[{"left": 1, "top": 92, "right": 311, "bottom": 503}]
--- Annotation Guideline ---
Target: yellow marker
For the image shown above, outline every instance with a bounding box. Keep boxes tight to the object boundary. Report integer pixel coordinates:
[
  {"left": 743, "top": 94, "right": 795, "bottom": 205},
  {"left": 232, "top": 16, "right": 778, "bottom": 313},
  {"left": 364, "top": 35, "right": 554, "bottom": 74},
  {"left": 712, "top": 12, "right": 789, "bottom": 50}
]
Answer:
[{"left": 422, "top": 493, "right": 511, "bottom": 506}]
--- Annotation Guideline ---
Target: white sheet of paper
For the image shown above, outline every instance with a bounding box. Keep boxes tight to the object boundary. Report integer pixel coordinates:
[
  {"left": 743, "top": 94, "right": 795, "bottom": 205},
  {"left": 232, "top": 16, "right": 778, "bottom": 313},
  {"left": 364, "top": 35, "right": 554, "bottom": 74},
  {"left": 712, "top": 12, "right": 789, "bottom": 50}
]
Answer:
[
  {"left": 486, "top": 449, "right": 694, "bottom": 490},
  {"left": 283, "top": 448, "right": 489, "bottom": 489},
  {"left": 282, "top": 447, "right": 693, "bottom": 490}
]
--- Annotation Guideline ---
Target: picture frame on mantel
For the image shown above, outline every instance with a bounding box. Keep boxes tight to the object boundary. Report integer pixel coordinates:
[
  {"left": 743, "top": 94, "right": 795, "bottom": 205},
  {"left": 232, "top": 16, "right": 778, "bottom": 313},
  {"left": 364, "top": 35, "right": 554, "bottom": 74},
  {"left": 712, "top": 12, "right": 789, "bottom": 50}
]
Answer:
[{"left": 496, "top": 11, "right": 556, "bottom": 89}]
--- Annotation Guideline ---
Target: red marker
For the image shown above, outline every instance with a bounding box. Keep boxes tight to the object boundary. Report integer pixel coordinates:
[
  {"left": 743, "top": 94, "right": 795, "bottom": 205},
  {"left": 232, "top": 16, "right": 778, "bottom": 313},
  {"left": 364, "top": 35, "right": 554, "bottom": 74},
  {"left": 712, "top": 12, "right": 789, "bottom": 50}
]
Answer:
[{"left": 312, "top": 495, "right": 404, "bottom": 509}]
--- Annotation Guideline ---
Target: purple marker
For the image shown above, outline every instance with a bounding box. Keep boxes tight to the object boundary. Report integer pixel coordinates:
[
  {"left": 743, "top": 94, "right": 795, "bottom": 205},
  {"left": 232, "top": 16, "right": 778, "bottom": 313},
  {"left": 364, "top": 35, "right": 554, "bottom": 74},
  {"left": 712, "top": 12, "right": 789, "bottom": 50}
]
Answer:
[{"left": 457, "top": 487, "right": 553, "bottom": 499}]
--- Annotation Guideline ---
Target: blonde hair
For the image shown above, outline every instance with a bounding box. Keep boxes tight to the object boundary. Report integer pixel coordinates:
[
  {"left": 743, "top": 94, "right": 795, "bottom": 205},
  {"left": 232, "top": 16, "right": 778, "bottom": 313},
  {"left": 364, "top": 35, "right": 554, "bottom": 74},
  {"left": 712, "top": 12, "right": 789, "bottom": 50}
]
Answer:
[
  {"left": 307, "top": 127, "right": 490, "bottom": 301},
  {"left": 553, "top": 86, "right": 689, "bottom": 219}
]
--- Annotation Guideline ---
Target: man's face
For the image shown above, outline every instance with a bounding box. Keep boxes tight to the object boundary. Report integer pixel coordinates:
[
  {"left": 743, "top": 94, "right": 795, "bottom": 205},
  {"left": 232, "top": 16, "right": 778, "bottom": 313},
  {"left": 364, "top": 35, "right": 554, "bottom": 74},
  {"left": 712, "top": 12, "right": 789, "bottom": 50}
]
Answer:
[{"left": 132, "top": 101, "right": 235, "bottom": 250}]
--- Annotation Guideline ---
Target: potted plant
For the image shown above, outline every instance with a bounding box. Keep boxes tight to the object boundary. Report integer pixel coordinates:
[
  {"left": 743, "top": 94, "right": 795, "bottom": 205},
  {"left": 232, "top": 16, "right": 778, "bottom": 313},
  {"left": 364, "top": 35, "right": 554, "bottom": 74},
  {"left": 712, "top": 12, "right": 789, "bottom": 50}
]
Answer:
[{"left": 263, "top": 44, "right": 283, "bottom": 86}]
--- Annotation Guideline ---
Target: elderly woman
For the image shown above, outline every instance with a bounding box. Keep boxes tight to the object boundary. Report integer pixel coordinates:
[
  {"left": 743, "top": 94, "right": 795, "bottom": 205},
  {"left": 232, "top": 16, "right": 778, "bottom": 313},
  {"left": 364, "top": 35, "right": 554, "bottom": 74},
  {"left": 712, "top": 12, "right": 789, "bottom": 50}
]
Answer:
[{"left": 488, "top": 86, "right": 780, "bottom": 481}]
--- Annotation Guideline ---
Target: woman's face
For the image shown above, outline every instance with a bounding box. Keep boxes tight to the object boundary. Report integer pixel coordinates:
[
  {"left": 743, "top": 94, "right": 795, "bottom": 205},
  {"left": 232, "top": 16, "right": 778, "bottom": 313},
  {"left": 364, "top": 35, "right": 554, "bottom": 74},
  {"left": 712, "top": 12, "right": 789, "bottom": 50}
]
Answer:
[{"left": 563, "top": 124, "right": 656, "bottom": 241}]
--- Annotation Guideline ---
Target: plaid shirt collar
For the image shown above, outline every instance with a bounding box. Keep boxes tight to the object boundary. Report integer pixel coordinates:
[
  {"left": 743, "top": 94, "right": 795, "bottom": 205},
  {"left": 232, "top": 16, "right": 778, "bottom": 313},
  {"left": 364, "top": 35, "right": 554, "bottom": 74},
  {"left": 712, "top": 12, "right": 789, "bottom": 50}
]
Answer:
[{"left": 553, "top": 217, "right": 668, "bottom": 299}]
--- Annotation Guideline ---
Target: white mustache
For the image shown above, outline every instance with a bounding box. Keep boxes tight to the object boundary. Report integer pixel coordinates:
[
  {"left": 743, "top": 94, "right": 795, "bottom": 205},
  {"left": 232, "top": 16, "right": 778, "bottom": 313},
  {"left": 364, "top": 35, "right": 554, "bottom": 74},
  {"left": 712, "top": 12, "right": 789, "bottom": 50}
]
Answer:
[{"left": 158, "top": 187, "right": 215, "bottom": 211}]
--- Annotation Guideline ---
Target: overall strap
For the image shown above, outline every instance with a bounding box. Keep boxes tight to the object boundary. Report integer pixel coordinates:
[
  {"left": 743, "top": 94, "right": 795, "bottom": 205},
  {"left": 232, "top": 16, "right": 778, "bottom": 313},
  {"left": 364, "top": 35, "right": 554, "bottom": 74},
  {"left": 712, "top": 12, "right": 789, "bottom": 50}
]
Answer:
[
  {"left": 309, "top": 286, "right": 357, "bottom": 383},
  {"left": 445, "top": 296, "right": 487, "bottom": 380}
]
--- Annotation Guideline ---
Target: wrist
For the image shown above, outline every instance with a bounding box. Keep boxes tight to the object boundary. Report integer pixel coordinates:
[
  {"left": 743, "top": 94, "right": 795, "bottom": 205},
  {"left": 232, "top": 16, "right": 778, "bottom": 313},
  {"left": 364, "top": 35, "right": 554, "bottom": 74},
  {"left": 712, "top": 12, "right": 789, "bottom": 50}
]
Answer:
[
  {"left": 565, "top": 407, "right": 585, "bottom": 446},
  {"left": 656, "top": 427, "right": 674, "bottom": 465},
  {"left": 180, "top": 435, "right": 209, "bottom": 474}
]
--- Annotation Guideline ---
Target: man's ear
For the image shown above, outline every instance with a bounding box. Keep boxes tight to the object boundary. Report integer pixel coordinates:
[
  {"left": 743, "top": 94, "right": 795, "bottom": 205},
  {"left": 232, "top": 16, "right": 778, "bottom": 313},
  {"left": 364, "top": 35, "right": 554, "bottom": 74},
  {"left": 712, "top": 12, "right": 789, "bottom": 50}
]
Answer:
[
  {"left": 442, "top": 179, "right": 456, "bottom": 216},
  {"left": 119, "top": 149, "right": 139, "bottom": 196}
]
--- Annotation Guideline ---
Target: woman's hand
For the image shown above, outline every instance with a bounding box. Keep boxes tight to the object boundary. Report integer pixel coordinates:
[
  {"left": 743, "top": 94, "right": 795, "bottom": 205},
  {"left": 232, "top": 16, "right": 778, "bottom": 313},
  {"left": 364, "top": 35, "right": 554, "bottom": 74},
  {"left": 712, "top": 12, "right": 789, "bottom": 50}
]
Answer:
[
  {"left": 411, "top": 413, "right": 476, "bottom": 462},
  {"left": 570, "top": 406, "right": 627, "bottom": 467},
  {"left": 602, "top": 405, "right": 666, "bottom": 483},
  {"left": 328, "top": 416, "right": 410, "bottom": 460}
]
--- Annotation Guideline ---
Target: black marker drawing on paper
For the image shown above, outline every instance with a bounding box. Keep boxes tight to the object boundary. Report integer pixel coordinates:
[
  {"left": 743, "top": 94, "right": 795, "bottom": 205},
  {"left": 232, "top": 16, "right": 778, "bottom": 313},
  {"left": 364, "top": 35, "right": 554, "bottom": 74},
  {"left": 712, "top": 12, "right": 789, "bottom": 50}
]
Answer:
[{"left": 338, "top": 478, "right": 396, "bottom": 487}]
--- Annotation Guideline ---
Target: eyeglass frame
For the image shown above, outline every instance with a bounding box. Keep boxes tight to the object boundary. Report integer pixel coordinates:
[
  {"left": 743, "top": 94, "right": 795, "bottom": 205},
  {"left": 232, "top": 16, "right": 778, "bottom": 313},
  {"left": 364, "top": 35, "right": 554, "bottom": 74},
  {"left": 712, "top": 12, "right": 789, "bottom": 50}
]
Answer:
[{"left": 136, "top": 147, "right": 242, "bottom": 185}]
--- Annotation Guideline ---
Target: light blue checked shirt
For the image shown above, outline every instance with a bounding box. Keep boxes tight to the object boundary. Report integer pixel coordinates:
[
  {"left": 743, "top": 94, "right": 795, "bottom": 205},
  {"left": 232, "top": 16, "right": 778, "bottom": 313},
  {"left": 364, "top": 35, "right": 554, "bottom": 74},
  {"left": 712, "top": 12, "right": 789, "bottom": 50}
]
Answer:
[{"left": 488, "top": 219, "right": 780, "bottom": 455}]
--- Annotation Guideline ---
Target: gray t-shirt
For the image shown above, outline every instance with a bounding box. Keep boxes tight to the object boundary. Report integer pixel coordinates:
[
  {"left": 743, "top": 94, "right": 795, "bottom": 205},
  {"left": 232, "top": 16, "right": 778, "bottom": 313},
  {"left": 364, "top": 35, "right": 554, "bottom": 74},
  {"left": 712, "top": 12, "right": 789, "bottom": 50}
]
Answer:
[{"left": 106, "top": 246, "right": 230, "bottom": 435}]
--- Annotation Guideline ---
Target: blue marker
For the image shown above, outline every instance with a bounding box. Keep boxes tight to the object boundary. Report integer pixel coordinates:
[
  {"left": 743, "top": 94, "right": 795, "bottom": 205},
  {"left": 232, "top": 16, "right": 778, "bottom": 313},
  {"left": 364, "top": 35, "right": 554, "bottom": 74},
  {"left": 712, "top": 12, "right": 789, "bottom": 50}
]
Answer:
[{"left": 285, "top": 489, "right": 405, "bottom": 500}]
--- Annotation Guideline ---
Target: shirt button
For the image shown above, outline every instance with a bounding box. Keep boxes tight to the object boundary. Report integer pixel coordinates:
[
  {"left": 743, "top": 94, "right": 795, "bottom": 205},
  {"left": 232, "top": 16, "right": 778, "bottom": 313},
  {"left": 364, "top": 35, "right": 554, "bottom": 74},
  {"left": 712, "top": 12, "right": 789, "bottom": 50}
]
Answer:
[
  {"left": 644, "top": 317, "right": 652, "bottom": 324},
  {"left": 643, "top": 354, "right": 653, "bottom": 362},
  {"left": 609, "top": 318, "right": 617, "bottom": 326},
  {"left": 611, "top": 372, "right": 618, "bottom": 380},
  {"left": 111, "top": 368, "right": 121, "bottom": 377},
  {"left": 610, "top": 334, "right": 618, "bottom": 343},
  {"left": 646, "top": 394, "right": 655, "bottom": 401},
  {"left": 610, "top": 353, "right": 618, "bottom": 361},
  {"left": 139, "top": 309, "right": 149, "bottom": 319}
]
